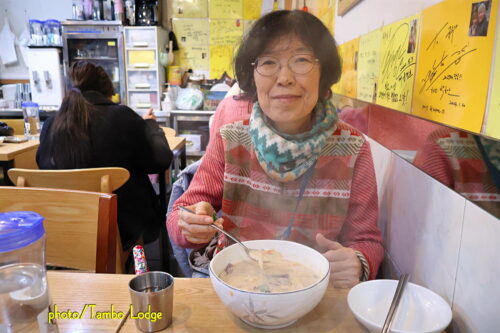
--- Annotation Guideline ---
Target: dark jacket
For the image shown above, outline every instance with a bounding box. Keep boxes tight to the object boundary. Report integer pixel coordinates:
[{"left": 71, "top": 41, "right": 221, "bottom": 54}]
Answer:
[
  {"left": 476, "top": 18, "right": 489, "bottom": 36},
  {"left": 36, "top": 91, "right": 173, "bottom": 249}
]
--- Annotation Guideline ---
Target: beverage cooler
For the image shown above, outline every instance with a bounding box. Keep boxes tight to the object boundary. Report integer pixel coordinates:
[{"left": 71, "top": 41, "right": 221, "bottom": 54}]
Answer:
[{"left": 62, "top": 21, "right": 126, "bottom": 104}]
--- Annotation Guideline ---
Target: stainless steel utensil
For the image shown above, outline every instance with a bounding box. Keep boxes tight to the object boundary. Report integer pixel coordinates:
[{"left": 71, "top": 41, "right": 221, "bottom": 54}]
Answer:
[
  {"left": 178, "top": 206, "right": 260, "bottom": 262},
  {"left": 381, "top": 273, "right": 410, "bottom": 333}
]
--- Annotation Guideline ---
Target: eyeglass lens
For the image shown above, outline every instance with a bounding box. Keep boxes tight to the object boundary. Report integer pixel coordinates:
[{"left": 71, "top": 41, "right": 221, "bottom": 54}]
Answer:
[{"left": 255, "top": 54, "right": 317, "bottom": 76}]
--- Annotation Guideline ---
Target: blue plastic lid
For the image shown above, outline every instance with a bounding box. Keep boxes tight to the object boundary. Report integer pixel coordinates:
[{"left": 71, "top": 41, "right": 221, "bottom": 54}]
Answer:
[
  {"left": 21, "top": 102, "right": 39, "bottom": 108},
  {"left": 0, "top": 212, "right": 45, "bottom": 253}
]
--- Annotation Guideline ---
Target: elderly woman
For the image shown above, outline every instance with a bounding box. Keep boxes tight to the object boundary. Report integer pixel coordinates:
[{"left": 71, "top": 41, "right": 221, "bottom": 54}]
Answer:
[{"left": 167, "top": 10, "right": 383, "bottom": 288}]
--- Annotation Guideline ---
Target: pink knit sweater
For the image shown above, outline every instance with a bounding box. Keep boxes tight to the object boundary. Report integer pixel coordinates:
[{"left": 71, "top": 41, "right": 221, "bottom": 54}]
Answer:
[{"left": 167, "top": 97, "right": 384, "bottom": 279}]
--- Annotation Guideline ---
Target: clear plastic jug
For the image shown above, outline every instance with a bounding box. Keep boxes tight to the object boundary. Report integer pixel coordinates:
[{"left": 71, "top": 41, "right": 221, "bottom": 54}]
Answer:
[
  {"left": 21, "top": 102, "right": 41, "bottom": 140},
  {"left": 0, "top": 211, "right": 57, "bottom": 332}
]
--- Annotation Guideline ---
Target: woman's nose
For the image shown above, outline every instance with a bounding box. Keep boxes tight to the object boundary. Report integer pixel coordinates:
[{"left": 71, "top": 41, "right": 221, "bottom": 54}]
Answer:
[{"left": 276, "top": 65, "right": 295, "bottom": 86}]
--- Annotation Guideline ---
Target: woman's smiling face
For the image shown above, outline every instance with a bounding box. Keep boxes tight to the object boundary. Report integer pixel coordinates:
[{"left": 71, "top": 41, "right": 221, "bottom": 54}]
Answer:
[{"left": 253, "top": 34, "right": 321, "bottom": 135}]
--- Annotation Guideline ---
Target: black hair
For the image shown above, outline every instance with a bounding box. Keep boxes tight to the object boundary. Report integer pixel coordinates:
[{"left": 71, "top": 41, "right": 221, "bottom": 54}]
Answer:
[
  {"left": 234, "top": 10, "right": 342, "bottom": 101},
  {"left": 49, "top": 61, "right": 115, "bottom": 168}
]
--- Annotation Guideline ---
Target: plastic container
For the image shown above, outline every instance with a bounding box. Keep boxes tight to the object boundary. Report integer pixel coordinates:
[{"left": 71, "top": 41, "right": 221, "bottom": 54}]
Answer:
[
  {"left": 21, "top": 102, "right": 41, "bottom": 140},
  {"left": 72, "top": 0, "right": 85, "bottom": 20},
  {"left": 29, "top": 20, "right": 44, "bottom": 46},
  {"left": 0, "top": 211, "right": 54, "bottom": 331},
  {"left": 167, "top": 66, "right": 182, "bottom": 86},
  {"left": 44, "top": 20, "right": 62, "bottom": 46}
]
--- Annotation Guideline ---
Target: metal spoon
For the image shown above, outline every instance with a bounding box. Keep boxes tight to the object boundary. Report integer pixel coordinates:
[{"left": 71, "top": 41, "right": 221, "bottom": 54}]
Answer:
[{"left": 178, "top": 206, "right": 261, "bottom": 262}]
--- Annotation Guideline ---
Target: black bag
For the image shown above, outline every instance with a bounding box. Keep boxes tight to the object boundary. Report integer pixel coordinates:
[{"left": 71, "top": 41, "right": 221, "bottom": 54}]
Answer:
[{"left": 0, "top": 122, "right": 14, "bottom": 136}]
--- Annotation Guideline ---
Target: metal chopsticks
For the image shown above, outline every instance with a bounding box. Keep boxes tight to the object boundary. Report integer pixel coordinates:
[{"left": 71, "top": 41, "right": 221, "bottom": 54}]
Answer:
[{"left": 381, "top": 273, "right": 410, "bottom": 333}]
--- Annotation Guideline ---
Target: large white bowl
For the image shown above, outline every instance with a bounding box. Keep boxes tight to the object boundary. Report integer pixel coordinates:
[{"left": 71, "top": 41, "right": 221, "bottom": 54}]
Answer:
[
  {"left": 348, "top": 279, "right": 452, "bottom": 333},
  {"left": 209, "top": 239, "right": 330, "bottom": 329}
]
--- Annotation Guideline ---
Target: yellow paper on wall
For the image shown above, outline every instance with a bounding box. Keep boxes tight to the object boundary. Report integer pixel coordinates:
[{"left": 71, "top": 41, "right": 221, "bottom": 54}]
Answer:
[
  {"left": 243, "top": 19, "right": 256, "bottom": 36},
  {"left": 413, "top": 0, "right": 498, "bottom": 133},
  {"left": 210, "top": 45, "right": 235, "bottom": 79},
  {"left": 377, "top": 14, "right": 420, "bottom": 113},
  {"left": 172, "top": 0, "right": 208, "bottom": 18},
  {"left": 243, "top": 0, "right": 263, "bottom": 19},
  {"left": 332, "top": 43, "right": 344, "bottom": 95},
  {"left": 178, "top": 46, "right": 210, "bottom": 72},
  {"left": 357, "top": 29, "right": 382, "bottom": 103},
  {"left": 302, "top": 0, "right": 334, "bottom": 33},
  {"left": 209, "top": 0, "right": 243, "bottom": 19},
  {"left": 336, "top": 38, "right": 359, "bottom": 98},
  {"left": 485, "top": 33, "right": 500, "bottom": 139},
  {"left": 210, "top": 19, "right": 244, "bottom": 45},
  {"left": 172, "top": 19, "right": 209, "bottom": 47}
]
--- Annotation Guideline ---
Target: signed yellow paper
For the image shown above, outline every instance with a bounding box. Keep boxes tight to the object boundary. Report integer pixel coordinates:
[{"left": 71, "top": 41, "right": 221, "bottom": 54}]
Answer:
[
  {"left": 243, "top": 0, "right": 263, "bottom": 19},
  {"left": 210, "top": 45, "right": 235, "bottom": 79},
  {"left": 209, "top": 0, "right": 243, "bottom": 19},
  {"left": 210, "top": 19, "right": 244, "bottom": 45},
  {"left": 172, "top": 0, "right": 208, "bottom": 18},
  {"left": 357, "top": 29, "right": 382, "bottom": 103},
  {"left": 412, "top": 0, "right": 498, "bottom": 133},
  {"left": 333, "top": 38, "right": 359, "bottom": 98},
  {"left": 377, "top": 14, "right": 420, "bottom": 113},
  {"left": 172, "top": 19, "right": 209, "bottom": 47},
  {"left": 332, "top": 43, "right": 345, "bottom": 95},
  {"left": 485, "top": 34, "right": 500, "bottom": 139},
  {"left": 178, "top": 46, "right": 210, "bottom": 73}
]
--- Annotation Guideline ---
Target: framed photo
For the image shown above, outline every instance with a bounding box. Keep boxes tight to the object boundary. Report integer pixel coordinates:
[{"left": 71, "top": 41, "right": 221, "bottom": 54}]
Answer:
[{"left": 338, "top": 0, "right": 362, "bottom": 16}]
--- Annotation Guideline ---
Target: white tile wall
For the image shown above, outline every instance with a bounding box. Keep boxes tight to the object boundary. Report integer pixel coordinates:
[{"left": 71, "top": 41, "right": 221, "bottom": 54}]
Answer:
[
  {"left": 366, "top": 138, "right": 394, "bottom": 239},
  {"left": 369, "top": 138, "right": 499, "bottom": 331},
  {"left": 451, "top": 202, "right": 500, "bottom": 333},
  {"left": 384, "top": 156, "right": 465, "bottom": 304}
]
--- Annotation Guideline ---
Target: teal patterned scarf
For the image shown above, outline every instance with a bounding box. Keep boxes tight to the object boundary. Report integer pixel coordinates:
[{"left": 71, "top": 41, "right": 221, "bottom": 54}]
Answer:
[{"left": 249, "top": 99, "right": 338, "bottom": 182}]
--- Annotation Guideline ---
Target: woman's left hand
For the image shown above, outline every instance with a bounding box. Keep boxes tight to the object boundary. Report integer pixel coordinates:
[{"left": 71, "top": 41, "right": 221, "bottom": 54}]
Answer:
[{"left": 316, "top": 233, "right": 361, "bottom": 289}]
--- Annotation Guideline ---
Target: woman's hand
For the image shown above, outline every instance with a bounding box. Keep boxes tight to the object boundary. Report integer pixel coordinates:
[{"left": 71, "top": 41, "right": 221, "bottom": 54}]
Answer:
[
  {"left": 316, "top": 233, "right": 362, "bottom": 288},
  {"left": 177, "top": 202, "right": 223, "bottom": 244},
  {"left": 143, "top": 108, "right": 156, "bottom": 120}
]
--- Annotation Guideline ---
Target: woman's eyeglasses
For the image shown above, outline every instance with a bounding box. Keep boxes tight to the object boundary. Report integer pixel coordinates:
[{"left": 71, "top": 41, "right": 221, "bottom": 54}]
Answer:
[{"left": 252, "top": 54, "right": 319, "bottom": 77}]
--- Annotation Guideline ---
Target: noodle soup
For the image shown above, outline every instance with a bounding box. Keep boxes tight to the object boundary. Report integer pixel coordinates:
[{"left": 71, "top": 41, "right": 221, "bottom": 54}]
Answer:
[{"left": 218, "top": 250, "right": 320, "bottom": 293}]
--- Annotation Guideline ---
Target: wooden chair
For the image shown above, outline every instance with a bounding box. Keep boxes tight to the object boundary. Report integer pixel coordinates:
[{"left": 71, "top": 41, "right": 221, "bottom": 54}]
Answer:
[
  {"left": 160, "top": 126, "right": 176, "bottom": 137},
  {"left": 2, "top": 118, "right": 24, "bottom": 135},
  {"left": 8, "top": 167, "right": 130, "bottom": 193},
  {"left": 0, "top": 186, "right": 118, "bottom": 273},
  {"left": 7, "top": 167, "right": 130, "bottom": 273}
]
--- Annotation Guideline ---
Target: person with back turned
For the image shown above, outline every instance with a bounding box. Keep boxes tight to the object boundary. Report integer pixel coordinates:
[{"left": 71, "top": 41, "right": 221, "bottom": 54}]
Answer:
[{"left": 37, "top": 61, "right": 173, "bottom": 259}]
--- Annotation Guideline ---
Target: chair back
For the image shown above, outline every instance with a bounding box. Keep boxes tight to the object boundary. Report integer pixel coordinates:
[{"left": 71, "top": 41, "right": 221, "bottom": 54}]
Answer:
[
  {"left": 7, "top": 167, "right": 130, "bottom": 273},
  {"left": 0, "top": 186, "right": 118, "bottom": 273},
  {"left": 2, "top": 118, "right": 24, "bottom": 135},
  {"left": 8, "top": 167, "right": 130, "bottom": 193},
  {"left": 160, "top": 126, "right": 176, "bottom": 137}
]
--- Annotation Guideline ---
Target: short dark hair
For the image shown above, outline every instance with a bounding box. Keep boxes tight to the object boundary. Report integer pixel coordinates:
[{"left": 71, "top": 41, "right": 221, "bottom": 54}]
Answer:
[{"left": 235, "top": 10, "right": 342, "bottom": 101}]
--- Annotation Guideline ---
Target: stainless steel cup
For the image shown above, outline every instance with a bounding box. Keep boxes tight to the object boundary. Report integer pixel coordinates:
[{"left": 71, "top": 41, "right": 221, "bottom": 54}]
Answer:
[{"left": 129, "top": 271, "right": 174, "bottom": 332}]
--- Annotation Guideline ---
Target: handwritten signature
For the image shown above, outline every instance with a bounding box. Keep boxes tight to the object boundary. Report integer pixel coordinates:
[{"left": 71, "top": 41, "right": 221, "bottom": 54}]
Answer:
[{"left": 420, "top": 43, "right": 477, "bottom": 93}]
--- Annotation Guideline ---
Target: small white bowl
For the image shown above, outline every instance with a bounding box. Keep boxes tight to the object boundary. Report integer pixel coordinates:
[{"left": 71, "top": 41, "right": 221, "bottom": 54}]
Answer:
[
  {"left": 348, "top": 279, "right": 452, "bottom": 333},
  {"left": 209, "top": 240, "right": 330, "bottom": 329}
]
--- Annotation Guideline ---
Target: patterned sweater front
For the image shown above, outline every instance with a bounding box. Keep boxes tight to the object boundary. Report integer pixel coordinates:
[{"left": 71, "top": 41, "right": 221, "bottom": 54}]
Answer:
[{"left": 167, "top": 97, "right": 384, "bottom": 279}]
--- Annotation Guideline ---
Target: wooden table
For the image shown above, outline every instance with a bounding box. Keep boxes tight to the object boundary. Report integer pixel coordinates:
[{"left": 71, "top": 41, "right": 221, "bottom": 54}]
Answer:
[
  {"left": 0, "top": 139, "right": 39, "bottom": 183},
  {"left": 47, "top": 271, "right": 365, "bottom": 332}
]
